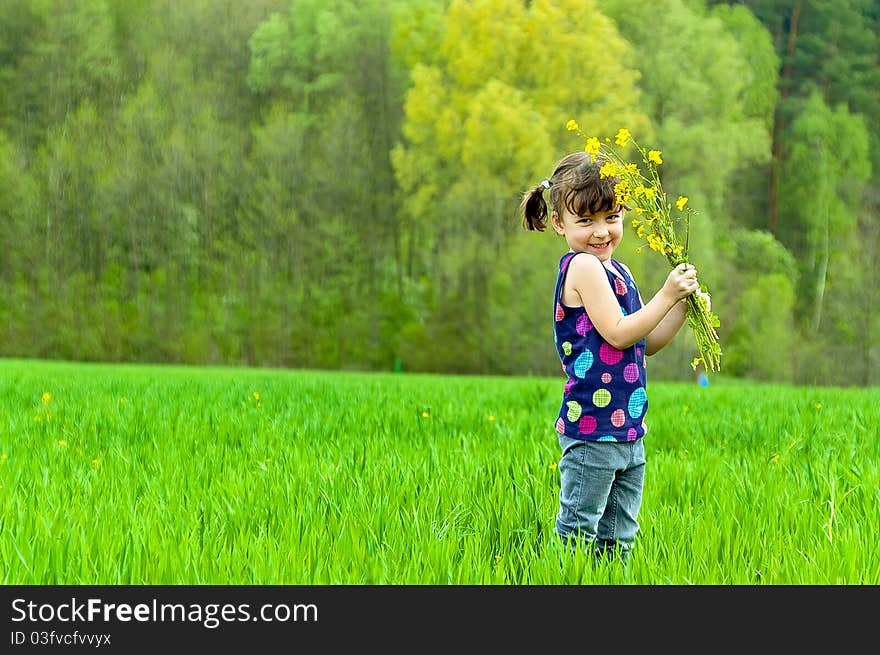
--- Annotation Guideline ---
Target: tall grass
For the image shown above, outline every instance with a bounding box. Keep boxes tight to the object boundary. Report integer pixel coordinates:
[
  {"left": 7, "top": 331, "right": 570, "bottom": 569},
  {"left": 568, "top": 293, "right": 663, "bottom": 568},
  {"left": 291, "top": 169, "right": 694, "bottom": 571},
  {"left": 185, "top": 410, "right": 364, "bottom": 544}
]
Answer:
[{"left": 1, "top": 359, "right": 877, "bottom": 584}]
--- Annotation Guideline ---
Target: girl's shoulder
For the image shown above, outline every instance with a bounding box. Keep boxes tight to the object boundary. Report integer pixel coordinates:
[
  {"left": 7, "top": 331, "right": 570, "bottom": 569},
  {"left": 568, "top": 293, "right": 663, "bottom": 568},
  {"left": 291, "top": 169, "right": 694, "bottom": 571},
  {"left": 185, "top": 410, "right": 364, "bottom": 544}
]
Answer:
[{"left": 612, "top": 258, "right": 636, "bottom": 280}]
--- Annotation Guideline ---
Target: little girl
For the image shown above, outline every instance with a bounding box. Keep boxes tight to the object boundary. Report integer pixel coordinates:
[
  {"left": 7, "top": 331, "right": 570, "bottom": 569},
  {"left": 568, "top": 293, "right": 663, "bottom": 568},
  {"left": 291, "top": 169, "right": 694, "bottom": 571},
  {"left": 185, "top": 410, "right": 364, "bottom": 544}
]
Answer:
[{"left": 521, "top": 151, "right": 702, "bottom": 559}]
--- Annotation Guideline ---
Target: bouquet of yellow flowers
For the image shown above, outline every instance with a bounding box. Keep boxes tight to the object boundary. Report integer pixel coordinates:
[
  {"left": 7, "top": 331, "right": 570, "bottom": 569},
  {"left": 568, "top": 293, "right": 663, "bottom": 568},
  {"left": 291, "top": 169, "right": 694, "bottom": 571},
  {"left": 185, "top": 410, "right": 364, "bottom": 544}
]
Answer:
[{"left": 567, "top": 120, "right": 722, "bottom": 373}]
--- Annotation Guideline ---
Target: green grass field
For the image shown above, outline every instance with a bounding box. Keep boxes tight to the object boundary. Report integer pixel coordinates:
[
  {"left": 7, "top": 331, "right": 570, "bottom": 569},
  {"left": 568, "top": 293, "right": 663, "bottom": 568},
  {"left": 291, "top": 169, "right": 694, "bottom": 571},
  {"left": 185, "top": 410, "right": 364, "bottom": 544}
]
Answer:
[{"left": 1, "top": 358, "right": 877, "bottom": 584}]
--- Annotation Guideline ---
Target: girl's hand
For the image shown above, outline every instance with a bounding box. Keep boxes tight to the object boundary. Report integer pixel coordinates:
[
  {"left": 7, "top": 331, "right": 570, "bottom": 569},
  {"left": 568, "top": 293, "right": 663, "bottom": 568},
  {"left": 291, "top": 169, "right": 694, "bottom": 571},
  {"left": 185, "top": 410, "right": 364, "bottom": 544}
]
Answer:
[{"left": 662, "top": 263, "right": 700, "bottom": 303}]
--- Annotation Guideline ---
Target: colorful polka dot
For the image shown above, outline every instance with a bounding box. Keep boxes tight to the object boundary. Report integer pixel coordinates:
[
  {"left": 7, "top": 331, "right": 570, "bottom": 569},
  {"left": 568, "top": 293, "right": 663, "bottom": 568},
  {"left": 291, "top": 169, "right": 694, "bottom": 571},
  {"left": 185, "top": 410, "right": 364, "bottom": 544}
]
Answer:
[
  {"left": 576, "top": 314, "right": 593, "bottom": 336},
  {"left": 573, "top": 350, "right": 594, "bottom": 378},
  {"left": 627, "top": 387, "right": 647, "bottom": 418},
  {"left": 579, "top": 415, "right": 597, "bottom": 435},
  {"left": 593, "top": 389, "right": 611, "bottom": 407},
  {"left": 611, "top": 408, "right": 626, "bottom": 427},
  {"left": 623, "top": 363, "right": 639, "bottom": 383},
  {"left": 601, "top": 372, "right": 612, "bottom": 384},
  {"left": 564, "top": 378, "right": 575, "bottom": 394},
  {"left": 562, "top": 341, "right": 572, "bottom": 356},
  {"left": 566, "top": 400, "right": 582, "bottom": 421},
  {"left": 556, "top": 303, "right": 565, "bottom": 321},
  {"left": 597, "top": 435, "right": 617, "bottom": 442},
  {"left": 627, "top": 428, "right": 638, "bottom": 441},
  {"left": 555, "top": 418, "right": 565, "bottom": 434},
  {"left": 599, "top": 343, "right": 623, "bottom": 365},
  {"left": 614, "top": 277, "right": 627, "bottom": 296}
]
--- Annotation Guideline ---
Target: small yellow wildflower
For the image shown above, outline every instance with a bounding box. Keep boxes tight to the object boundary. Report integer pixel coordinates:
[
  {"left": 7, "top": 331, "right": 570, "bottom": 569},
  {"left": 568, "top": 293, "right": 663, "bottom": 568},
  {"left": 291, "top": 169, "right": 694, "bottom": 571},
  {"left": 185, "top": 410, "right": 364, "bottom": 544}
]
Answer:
[
  {"left": 1, "top": 453, "right": 7, "bottom": 460},
  {"left": 815, "top": 402, "right": 822, "bottom": 410},
  {"left": 253, "top": 392, "right": 260, "bottom": 401},
  {"left": 58, "top": 440, "right": 68, "bottom": 447},
  {"left": 566, "top": 119, "right": 579, "bottom": 132},
  {"left": 648, "top": 150, "right": 663, "bottom": 165},
  {"left": 635, "top": 246, "right": 643, "bottom": 254},
  {"left": 34, "top": 416, "right": 41, "bottom": 422},
  {"left": 92, "top": 458, "right": 100, "bottom": 469},
  {"left": 548, "top": 462, "right": 557, "bottom": 470},
  {"left": 770, "top": 452, "right": 780, "bottom": 464},
  {"left": 642, "top": 187, "right": 655, "bottom": 200},
  {"left": 599, "top": 161, "right": 618, "bottom": 179},
  {"left": 614, "top": 128, "right": 631, "bottom": 146},
  {"left": 584, "top": 136, "right": 600, "bottom": 155},
  {"left": 676, "top": 196, "right": 689, "bottom": 211},
  {"left": 488, "top": 415, "right": 495, "bottom": 422},
  {"left": 421, "top": 411, "right": 429, "bottom": 418},
  {"left": 42, "top": 392, "right": 51, "bottom": 403}
]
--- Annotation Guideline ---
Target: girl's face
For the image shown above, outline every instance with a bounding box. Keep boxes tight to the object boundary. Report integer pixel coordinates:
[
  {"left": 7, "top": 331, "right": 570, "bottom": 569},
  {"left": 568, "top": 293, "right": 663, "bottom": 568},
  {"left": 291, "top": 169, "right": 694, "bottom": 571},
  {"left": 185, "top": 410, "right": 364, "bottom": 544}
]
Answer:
[{"left": 551, "top": 204, "right": 625, "bottom": 262}]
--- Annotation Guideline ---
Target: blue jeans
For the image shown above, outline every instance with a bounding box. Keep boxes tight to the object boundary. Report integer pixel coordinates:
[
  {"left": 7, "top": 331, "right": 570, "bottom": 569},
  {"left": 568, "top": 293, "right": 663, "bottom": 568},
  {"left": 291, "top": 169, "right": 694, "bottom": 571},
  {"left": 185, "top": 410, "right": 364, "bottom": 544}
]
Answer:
[{"left": 555, "top": 434, "right": 646, "bottom": 557}]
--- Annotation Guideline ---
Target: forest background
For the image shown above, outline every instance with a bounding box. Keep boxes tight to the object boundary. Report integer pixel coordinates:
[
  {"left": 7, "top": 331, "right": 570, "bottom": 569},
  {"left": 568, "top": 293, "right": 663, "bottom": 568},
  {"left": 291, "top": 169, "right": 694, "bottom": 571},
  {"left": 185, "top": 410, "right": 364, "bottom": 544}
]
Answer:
[{"left": 0, "top": 0, "right": 876, "bottom": 387}]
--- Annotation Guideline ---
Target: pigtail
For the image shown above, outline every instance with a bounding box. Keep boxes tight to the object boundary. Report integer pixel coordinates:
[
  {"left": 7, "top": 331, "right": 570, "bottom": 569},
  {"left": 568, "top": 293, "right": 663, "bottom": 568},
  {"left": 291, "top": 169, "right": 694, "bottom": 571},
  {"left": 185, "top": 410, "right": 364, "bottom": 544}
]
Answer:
[{"left": 521, "top": 179, "right": 552, "bottom": 232}]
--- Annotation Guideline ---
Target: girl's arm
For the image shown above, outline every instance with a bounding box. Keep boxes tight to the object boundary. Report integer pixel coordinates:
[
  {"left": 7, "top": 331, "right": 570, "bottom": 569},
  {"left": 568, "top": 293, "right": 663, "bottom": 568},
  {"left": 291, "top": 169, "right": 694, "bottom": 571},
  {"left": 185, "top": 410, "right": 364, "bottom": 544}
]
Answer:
[
  {"left": 565, "top": 254, "right": 698, "bottom": 351},
  {"left": 645, "top": 300, "right": 688, "bottom": 355}
]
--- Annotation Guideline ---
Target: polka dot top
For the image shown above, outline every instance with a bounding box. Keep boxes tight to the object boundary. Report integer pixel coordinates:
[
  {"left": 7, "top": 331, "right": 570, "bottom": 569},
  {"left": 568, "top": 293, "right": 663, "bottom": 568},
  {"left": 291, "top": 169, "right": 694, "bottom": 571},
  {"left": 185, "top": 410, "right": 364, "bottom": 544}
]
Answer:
[{"left": 553, "top": 251, "right": 648, "bottom": 442}]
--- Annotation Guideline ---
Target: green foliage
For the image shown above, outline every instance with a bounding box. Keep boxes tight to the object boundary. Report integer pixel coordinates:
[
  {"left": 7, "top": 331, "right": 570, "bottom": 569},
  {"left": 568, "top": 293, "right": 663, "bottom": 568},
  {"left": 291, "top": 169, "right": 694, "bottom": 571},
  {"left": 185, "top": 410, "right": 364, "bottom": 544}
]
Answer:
[
  {"left": 725, "top": 273, "right": 796, "bottom": 381},
  {"left": 393, "top": 0, "right": 648, "bottom": 373},
  {"left": 779, "top": 91, "right": 871, "bottom": 332},
  {"left": 0, "top": 0, "right": 876, "bottom": 386}
]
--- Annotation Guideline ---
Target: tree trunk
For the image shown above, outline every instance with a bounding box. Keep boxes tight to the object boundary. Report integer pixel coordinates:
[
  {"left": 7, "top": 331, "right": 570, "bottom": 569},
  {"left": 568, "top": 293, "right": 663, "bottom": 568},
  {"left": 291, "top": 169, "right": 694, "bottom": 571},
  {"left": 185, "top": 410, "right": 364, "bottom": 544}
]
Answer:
[{"left": 769, "top": 0, "right": 803, "bottom": 233}]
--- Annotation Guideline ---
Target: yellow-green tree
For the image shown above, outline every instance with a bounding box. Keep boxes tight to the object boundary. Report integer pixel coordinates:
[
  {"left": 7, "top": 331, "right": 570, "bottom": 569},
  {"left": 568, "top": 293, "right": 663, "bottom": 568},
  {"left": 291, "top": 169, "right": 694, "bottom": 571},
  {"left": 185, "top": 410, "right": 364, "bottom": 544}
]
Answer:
[{"left": 392, "top": 0, "right": 648, "bottom": 373}]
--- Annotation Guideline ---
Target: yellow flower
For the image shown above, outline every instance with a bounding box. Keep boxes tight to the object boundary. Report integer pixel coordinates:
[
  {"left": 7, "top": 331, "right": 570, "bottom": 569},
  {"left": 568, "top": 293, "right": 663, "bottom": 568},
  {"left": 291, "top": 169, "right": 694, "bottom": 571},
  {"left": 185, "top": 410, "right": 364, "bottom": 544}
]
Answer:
[
  {"left": 648, "top": 150, "right": 663, "bottom": 165},
  {"left": 599, "top": 161, "right": 618, "bottom": 179},
  {"left": 58, "top": 440, "right": 68, "bottom": 447},
  {"left": 815, "top": 402, "right": 822, "bottom": 410},
  {"left": 642, "top": 187, "right": 656, "bottom": 200},
  {"left": 548, "top": 462, "right": 557, "bottom": 470},
  {"left": 34, "top": 416, "right": 41, "bottom": 422},
  {"left": 635, "top": 246, "right": 643, "bottom": 254},
  {"left": 566, "top": 119, "right": 579, "bottom": 132},
  {"left": 676, "top": 196, "right": 689, "bottom": 211},
  {"left": 488, "top": 415, "right": 495, "bottom": 422},
  {"left": 647, "top": 234, "right": 664, "bottom": 252},
  {"left": 1, "top": 453, "right": 7, "bottom": 460},
  {"left": 252, "top": 391, "right": 260, "bottom": 401},
  {"left": 421, "top": 411, "right": 429, "bottom": 418},
  {"left": 584, "top": 136, "right": 600, "bottom": 155},
  {"left": 42, "top": 392, "right": 51, "bottom": 403},
  {"left": 614, "top": 128, "right": 631, "bottom": 146},
  {"left": 770, "top": 452, "right": 780, "bottom": 464},
  {"left": 92, "top": 458, "right": 100, "bottom": 469}
]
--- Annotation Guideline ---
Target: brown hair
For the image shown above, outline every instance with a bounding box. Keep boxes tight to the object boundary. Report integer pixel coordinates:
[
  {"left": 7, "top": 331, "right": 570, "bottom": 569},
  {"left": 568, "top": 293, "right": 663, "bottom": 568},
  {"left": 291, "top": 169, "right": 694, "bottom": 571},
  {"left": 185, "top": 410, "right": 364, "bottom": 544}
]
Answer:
[{"left": 520, "top": 151, "right": 622, "bottom": 231}]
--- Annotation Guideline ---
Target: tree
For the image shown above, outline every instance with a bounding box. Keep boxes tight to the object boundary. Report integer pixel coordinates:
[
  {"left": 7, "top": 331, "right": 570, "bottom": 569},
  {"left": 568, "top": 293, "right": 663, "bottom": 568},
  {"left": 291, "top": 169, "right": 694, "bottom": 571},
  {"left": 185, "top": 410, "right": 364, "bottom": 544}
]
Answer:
[{"left": 393, "top": 0, "right": 647, "bottom": 372}]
